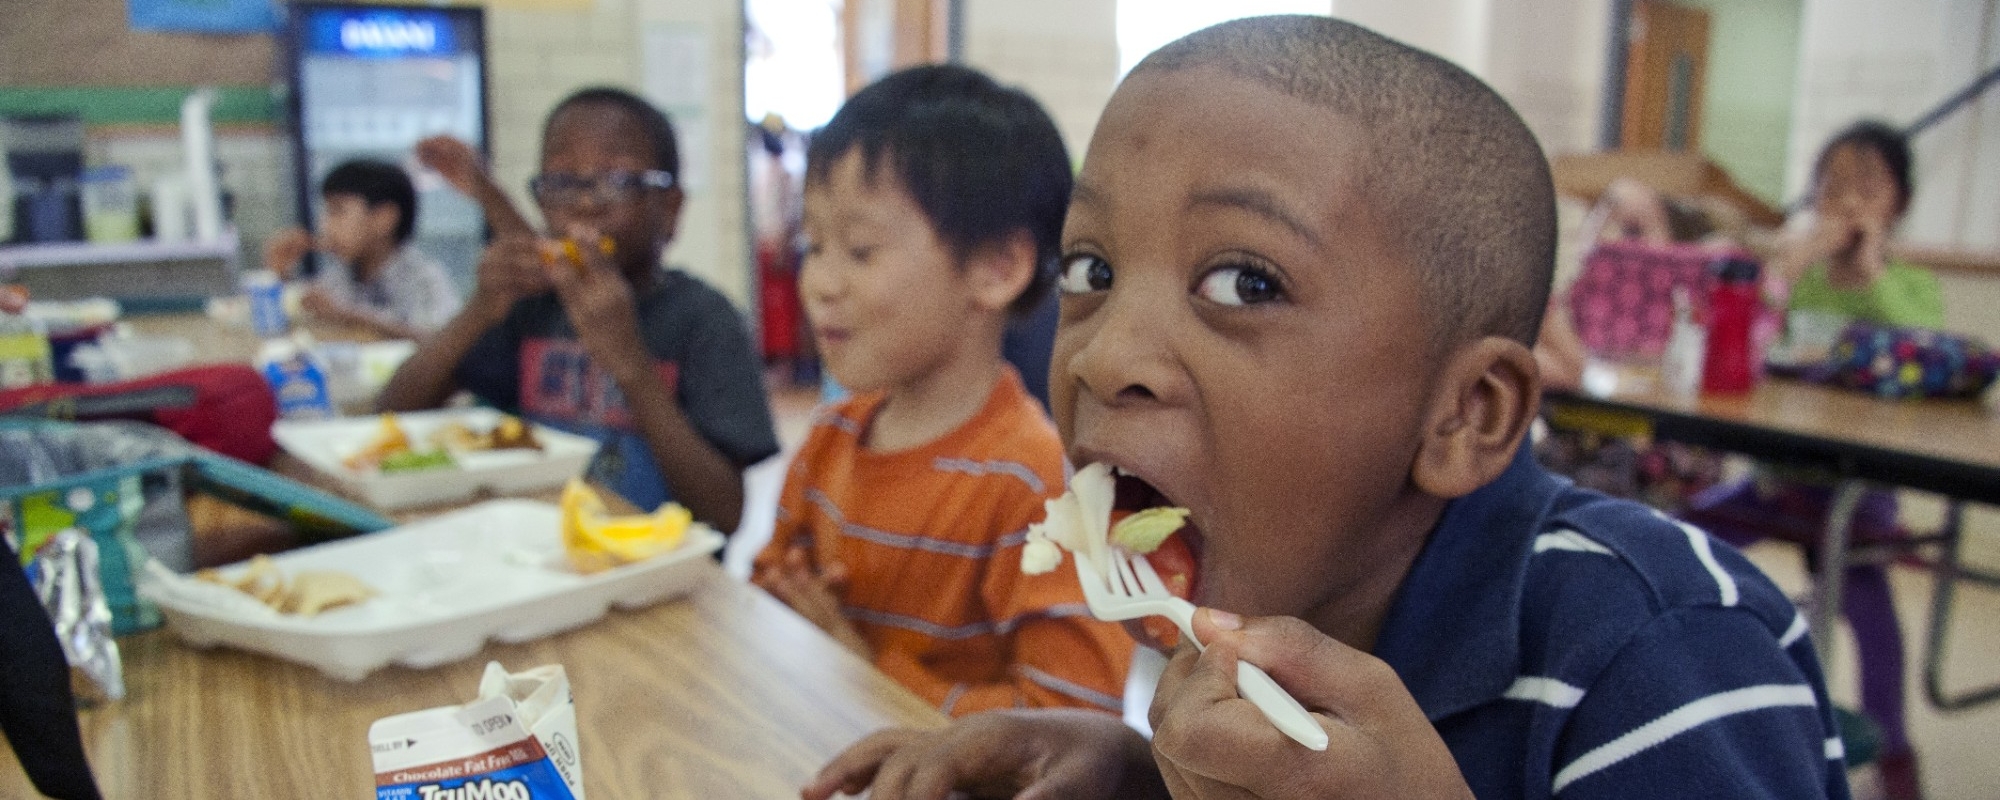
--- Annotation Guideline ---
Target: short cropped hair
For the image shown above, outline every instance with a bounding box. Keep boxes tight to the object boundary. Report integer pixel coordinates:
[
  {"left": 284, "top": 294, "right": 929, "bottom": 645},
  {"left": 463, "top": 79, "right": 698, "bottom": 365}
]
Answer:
[
  {"left": 321, "top": 159, "right": 417, "bottom": 244},
  {"left": 546, "top": 87, "right": 681, "bottom": 178},
  {"left": 805, "top": 64, "right": 1073, "bottom": 317},
  {"left": 1813, "top": 119, "right": 1913, "bottom": 217},
  {"left": 1135, "top": 15, "right": 1556, "bottom": 347}
]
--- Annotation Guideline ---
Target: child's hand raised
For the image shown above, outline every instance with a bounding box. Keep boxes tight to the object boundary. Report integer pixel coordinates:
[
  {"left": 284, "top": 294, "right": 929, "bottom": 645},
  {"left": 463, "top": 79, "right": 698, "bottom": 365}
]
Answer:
[
  {"left": 1149, "top": 610, "right": 1472, "bottom": 800},
  {"left": 261, "top": 228, "right": 315, "bottom": 278},
  {"left": 803, "top": 709, "right": 1163, "bottom": 800},
  {"left": 467, "top": 235, "right": 551, "bottom": 322},
  {"left": 541, "top": 224, "right": 649, "bottom": 373},
  {"left": 414, "top": 135, "right": 487, "bottom": 198}
]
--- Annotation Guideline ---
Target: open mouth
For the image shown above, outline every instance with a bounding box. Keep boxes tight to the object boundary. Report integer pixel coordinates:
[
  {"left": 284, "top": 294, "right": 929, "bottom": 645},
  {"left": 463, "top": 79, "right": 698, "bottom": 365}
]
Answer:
[{"left": 1110, "top": 467, "right": 1204, "bottom": 651}]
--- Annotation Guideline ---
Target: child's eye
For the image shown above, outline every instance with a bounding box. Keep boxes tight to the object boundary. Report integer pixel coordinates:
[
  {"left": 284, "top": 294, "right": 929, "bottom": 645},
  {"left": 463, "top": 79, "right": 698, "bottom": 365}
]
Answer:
[
  {"left": 847, "top": 246, "right": 874, "bottom": 262},
  {"left": 1058, "top": 254, "right": 1113, "bottom": 294},
  {"left": 1195, "top": 264, "right": 1286, "bottom": 306}
]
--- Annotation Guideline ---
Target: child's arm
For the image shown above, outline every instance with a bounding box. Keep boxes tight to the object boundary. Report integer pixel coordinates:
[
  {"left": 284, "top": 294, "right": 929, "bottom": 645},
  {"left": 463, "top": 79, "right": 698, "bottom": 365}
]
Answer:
[
  {"left": 415, "top": 135, "right": 536, "bottom": 240},
  {"left": 376, "top": 236, "right": 547, "bottom": 411},
  {"left": 261, "top": 228, "right": 314, "bottom": 279},
  {"left": 803, "top": 709, "right": 1166, "bottom": 800},
  {"left": 1534, "top": 293, "right": 1588, "bottom": 393},
  {"left": 299, "top": 288, "right": 426, "bottom": 341},
  {"left": 540, "top": 225, "right": 750, "bottom": 531}
]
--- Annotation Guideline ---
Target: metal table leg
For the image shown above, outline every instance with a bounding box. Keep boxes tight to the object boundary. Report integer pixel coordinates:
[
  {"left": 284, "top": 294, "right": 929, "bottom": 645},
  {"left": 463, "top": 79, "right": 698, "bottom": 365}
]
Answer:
[
  {"left": 1813, "top": 480, "right": 1865, "bottom": 669},
  {"left": 1924, "top": 500, "right": 2000, "bottom": 710}
]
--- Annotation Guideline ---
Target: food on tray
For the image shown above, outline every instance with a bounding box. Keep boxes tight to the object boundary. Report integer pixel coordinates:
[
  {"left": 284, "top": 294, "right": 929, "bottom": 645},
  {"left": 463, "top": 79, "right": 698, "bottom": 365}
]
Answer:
[
  {"left": 378, "top": 448, "right": 457, "bottom": 474},
  {"left": 425, "top": 414, "right": 543, "bottom": 453},
  {"left": 560, "top": 479, "right": 692, "bottom": 574},
  {"left": 344, "top": 412, "right": 547, "bottom": 474},
  {"left": 195, "top": 554, "right": 377, "bottom": 616},
  {"left": 343, "top": 413, "right": 413, "bottom": 471}
]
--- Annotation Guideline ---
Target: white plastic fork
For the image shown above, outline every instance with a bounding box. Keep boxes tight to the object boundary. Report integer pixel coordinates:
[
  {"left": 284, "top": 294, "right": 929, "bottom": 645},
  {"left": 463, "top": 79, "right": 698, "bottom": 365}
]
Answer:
[{"left": 1072, "top": 543, "right": 1330, "bottom": 750}]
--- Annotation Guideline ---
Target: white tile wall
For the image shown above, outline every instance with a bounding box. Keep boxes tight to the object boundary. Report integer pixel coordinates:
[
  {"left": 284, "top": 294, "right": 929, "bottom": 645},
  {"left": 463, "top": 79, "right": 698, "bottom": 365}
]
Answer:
[
  {"left": 962, "top": 0, "right": 1121, "bottom": 161},
  {"left": 1480, "top": 0, "right": 1610, "bottom": 157}
]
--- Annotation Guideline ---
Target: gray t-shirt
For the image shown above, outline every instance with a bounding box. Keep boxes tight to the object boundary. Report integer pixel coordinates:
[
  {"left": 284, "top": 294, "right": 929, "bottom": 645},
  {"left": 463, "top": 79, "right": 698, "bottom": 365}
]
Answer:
[
  {"left": 315, "top": 246, "right": 462, "bottom": 332},
  {"left": 454, "top": 268, "right": 779, "bottom": 511}
]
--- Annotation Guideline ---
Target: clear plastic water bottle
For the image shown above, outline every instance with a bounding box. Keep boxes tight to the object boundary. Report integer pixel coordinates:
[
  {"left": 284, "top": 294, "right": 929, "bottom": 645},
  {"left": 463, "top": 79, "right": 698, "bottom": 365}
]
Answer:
[
  {"left": 242, "top": 268, "right": 289, "bottom": 338},
  {"left": 1661, "top": 287, "right": 1706, "bottom": 399}
]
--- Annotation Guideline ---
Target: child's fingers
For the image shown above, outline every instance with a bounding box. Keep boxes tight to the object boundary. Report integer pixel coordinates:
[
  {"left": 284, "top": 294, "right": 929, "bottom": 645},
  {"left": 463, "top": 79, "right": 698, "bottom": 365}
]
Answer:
[
  {"left": 818, "top": 558, "right": 849, "bottom": 590},
  {"left": 802, "top": 728, "right": 921, "bottom": 800},
  {"left": 1150, "top": 637, "right": 1310, "bottom": 789},
  {"left": 851, "top": 736, "right": 964, "bottom": 800},
  {"left": 538, "top": 240, "right": 582, "bottom": 288},
  {"left": 782, "top": 544, "right": 814, "bottom": 572},
  {"left": 1192, "top": 610, "right": 1392, "bottom": 719},
  {"left": 555, "top": 223, "right": 617, "bottom": 272},
  {"left": 1169, "top": 612, "right": 1469, "bottom": 797}
]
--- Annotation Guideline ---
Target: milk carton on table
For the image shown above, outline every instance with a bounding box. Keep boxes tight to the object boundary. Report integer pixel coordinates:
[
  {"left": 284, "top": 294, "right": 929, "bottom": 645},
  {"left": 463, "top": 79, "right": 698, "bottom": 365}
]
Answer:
[{"left": 370, "top": 662, "right": 583, "bottom": 800}]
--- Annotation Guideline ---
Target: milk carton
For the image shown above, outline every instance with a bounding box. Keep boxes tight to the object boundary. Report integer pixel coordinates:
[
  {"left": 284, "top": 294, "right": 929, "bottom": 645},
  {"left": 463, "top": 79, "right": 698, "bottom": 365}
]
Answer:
[
  {"left": 256, "top": 335, "right": 334, "bottom": 420},
  {"left": 370, "top": 662, "right": 584, "bottom": 800}
]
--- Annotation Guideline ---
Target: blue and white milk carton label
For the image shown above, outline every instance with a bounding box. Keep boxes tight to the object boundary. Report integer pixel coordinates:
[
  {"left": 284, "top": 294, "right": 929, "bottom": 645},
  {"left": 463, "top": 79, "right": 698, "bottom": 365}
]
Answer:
[
  {"left": 371, "top": 663, "right": 583, "bottom": 800},
  {"left": 257, "top": 339, "right": 335, "bottom": 420}
]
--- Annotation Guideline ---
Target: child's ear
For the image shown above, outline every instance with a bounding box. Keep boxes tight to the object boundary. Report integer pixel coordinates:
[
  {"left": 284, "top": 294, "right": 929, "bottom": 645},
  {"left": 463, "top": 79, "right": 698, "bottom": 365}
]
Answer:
[
  {"left": 1411, "top": 336, "right": 1541, "bottom": 499},
  {"left": 964, "top": 229, "right": 1037, "bottom": 313}
]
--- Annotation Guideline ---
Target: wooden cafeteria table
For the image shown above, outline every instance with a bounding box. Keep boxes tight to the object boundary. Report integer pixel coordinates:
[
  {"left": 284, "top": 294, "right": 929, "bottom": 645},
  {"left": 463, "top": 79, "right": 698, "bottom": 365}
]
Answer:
[
  {"left": 0, "top": 560, "right": 947, "bottom": 798},
  {"left": 1544, "top": 365, "right": 2000, "bottom": 710}
]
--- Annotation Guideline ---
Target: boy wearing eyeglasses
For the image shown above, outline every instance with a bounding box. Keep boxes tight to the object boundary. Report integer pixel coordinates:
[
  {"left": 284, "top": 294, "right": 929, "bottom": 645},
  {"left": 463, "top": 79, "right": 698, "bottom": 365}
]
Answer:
[{"left": 380, "top": 87, "right": 778, "bottom": 532}]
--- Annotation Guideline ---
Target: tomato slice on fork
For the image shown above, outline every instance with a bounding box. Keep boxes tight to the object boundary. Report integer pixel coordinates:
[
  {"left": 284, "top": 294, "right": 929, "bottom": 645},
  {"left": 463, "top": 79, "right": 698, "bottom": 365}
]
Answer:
[{"left": 1109, "top": 509, "right": 1200, "bottom": 652}]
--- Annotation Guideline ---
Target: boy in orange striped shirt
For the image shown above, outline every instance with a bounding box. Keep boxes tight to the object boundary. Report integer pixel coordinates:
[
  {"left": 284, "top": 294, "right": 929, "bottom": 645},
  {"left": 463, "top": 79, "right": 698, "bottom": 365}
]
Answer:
[{"left": 752, "top": 65, "right": 1133, "bottom": 716}]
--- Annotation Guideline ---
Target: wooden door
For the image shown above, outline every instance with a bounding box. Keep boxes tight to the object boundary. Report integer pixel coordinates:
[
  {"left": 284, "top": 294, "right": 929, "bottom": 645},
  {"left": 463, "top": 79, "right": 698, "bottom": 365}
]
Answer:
[
  {"left": 842, "top": 0, "right": 951, "bottom": 95},
  {"left": 1621, "top": 0, "right": 1710, "bottom": 151}
]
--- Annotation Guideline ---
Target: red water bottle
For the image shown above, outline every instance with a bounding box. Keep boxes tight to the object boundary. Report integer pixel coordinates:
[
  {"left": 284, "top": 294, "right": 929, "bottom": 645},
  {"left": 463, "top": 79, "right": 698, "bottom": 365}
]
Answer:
[{"left": 1701, "top": 256, "right": 1761, "bottom": 394}]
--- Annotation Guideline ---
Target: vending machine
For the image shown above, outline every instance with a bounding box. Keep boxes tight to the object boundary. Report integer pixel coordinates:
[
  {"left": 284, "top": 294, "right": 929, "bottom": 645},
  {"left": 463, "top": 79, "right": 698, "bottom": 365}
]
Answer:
[{"left": 283, "top": 3, "right": 490, "bottom": 289}]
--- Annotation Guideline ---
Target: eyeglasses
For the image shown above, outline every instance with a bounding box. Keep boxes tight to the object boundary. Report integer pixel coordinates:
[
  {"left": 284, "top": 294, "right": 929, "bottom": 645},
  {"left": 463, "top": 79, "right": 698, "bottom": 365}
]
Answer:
[{"left": 528, "top": 170, "right": 676, "bottom": 208}]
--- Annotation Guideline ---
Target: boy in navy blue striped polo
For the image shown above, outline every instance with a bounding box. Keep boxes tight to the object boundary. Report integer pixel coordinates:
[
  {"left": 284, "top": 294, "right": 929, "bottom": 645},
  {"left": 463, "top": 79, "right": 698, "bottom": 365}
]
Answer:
[{"left": 801, "top": 15, "right": 1850, "bottom": 800}]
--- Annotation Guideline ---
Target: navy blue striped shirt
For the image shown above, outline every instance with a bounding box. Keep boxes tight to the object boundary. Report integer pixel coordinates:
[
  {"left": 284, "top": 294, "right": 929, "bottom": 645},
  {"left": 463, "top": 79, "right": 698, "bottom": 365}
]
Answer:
[{"left": 1374, "top": 447, "right": 1851, "bottom": 798}]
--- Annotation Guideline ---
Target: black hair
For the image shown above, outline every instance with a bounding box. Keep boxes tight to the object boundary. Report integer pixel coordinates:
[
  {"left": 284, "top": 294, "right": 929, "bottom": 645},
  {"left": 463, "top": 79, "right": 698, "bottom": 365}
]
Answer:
[
  {"left": 320, "top": 159, "right": 417, "bottom": 244},
  {"left": 805, "top": 64, "right": 1073, "bottom": 317},
  {"left": 1813, "top": 119, "right": 1913, "bottom": 216},
  {"left": 545, "top": 86, "right": 681, "bottom": 177},
  {"left": 1134, "top": 15, "right": 1557, "bottom": 348}
]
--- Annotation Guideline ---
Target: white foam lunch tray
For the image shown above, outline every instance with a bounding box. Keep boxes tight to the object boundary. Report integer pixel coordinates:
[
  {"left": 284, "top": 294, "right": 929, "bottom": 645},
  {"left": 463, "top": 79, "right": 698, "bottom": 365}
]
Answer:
[
  {"left": 273, "top": 408, "right": 600, "bottom": 511},
  {"left": 145, "top": 500, "right": 721, "bottom": 681}
]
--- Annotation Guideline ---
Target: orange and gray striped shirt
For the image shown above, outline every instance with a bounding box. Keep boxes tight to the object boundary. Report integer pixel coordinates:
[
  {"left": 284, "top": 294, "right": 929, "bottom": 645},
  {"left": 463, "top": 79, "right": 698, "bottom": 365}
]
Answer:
[{"left": 756, "top": 368, "right": 1133, "bottom": 716}]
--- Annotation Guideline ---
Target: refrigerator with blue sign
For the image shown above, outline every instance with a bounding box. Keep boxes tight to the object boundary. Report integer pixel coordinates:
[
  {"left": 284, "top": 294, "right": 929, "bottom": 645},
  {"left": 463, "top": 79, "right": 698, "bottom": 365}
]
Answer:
[{"left": 282, "top": 3, "right": 491, "bottom": 294}]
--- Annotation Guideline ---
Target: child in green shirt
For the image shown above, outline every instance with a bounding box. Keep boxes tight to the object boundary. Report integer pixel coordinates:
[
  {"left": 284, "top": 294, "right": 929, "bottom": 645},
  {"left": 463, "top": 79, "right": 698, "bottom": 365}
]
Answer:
[{"left": 1684, "top": 119, "right": 1934, "bottom": 800}]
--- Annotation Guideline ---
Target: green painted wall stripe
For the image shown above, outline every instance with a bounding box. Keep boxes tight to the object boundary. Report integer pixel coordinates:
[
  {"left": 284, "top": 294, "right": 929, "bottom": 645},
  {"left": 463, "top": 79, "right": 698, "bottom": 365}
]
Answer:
[{"left": 0, "top": 86, "right": 279, "bottom": 126}]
